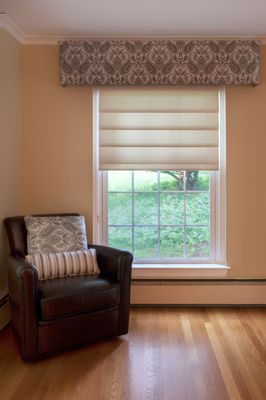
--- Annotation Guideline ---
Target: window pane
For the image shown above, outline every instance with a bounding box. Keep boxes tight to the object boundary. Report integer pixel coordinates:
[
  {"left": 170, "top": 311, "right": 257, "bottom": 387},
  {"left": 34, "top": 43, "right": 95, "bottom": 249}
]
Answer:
[
  {"left": 160, "top": 193, "right": 184, "bottom": 225},
  {"left": 160, "top": 227, "right": 184, "bottom": 257},
  {"left": 108, "top": 193, "right": 132, "bottom": 225},
  {"left": 134, "top": 171, "right": 158, "bottom": 191},
  {"left": 108, "top": 171, "right": 132, "bottom": 191},
  {"left": 134, "top": 193, "right": 158, "bottom": 225},
  {"left": 186, "top": 227, "right": 210, "bottom": 257},
  {"left": 134, "top": 227, "right": 158, "bottom": 258},
  {"left": 108, "top": 227, "right": 132, "bottom": 253},
  {"left": 160, "top": 171, "right": 184, "bottom": 191},
  {"left": 107, "top": 169, "right": 214, "bottom": 261},
  {"left": 186, "top": 193, "right": 210, "bottom": 225},
  {"left": 186, "top": 171, "right": 210, "bottom": 191}
]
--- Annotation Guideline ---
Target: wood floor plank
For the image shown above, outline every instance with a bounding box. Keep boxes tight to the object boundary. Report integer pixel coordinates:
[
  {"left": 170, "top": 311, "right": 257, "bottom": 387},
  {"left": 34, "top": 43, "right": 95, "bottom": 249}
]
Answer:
[
  {"left": 0, "top": 307, "right": 265, "bottom": 400},
  {"left": 180, "top": 313, "right": 209, "bottom": 400},
  {"left": 190, "top": 311, "right": 230, "bottom": 400},
  {"left": 205, "top": 321, "right": 242, "bottom": 400},
  {"left": 217, "top": 314, "right": 266, "bottom": 400},
  {"left": 208, "top": 310, "right": 254, "bottom": 400},
  {"left": 162, "top": 308, "right": 197, "bottom": 400}
]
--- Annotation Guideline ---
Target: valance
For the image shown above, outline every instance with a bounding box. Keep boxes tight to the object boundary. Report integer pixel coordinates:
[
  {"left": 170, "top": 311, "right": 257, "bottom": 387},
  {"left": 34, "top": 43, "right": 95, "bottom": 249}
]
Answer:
[{"left": 59, "top": 40, "right": 259, "bottom": 86}]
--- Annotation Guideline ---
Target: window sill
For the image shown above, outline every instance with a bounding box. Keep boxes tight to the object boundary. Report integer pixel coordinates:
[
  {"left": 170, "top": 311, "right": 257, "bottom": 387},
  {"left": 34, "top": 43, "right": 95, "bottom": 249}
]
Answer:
[{"left": 132, "top": 263, "right": 230, "bottom": 280}]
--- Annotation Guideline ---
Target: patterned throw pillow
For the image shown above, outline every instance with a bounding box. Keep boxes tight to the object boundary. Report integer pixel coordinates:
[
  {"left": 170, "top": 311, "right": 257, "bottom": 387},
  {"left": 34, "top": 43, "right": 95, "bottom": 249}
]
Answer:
[
  {"left": 24, "top": 215, "right": 88, "bottom": 255},
  {"left": 25, "top": 249, "right": 100, "bottom": 280}
]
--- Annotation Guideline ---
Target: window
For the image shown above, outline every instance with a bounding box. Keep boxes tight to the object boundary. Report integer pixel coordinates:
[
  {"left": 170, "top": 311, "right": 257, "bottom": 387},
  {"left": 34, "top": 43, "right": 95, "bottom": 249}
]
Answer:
[
  {"left": 93, "top": 87, "right": 226, "bottom": 267},
  {"left": 107, "top": 170, "right": 214, "bottom": 261}
]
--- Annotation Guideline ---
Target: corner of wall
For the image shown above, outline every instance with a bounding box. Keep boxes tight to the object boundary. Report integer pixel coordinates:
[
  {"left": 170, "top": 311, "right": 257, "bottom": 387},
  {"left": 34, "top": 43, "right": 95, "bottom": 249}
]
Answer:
[{"left": 0, "top": 29, "right": 22, "bottom": 322}]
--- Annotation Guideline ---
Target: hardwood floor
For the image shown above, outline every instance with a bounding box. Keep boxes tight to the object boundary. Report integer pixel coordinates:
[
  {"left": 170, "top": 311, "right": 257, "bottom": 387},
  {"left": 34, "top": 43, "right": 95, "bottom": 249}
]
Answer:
[{"left": 0, "top": 308, "right": 265, "bottom": 400}]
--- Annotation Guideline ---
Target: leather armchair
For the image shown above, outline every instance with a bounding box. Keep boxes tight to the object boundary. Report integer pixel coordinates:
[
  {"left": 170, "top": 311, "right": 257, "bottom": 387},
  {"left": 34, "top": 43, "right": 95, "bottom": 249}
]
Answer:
[{"left": 4, "top": 214, "right": 133, "bottom": 361}]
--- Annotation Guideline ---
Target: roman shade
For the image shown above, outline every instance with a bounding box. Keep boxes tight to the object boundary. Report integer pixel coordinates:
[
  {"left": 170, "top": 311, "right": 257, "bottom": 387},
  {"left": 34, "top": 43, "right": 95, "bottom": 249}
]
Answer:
[{"left": 98, "top": 87, "right": 219, "bottom": 171}]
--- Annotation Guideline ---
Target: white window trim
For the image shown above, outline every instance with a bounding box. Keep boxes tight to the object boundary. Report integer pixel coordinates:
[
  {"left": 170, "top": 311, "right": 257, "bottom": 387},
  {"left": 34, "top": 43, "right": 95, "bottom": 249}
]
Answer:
[
  {"left": 217, "top": 87, "right": 227, "bottom": 265},
  {"left": 93, "top": 88, "right": 229, "bottom": 278}
]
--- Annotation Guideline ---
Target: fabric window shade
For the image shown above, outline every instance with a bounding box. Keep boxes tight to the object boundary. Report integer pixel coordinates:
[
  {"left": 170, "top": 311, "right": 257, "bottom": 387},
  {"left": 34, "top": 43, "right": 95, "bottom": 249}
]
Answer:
[{"left": 99, "top": 88, "right": 219, "bottom": 171}]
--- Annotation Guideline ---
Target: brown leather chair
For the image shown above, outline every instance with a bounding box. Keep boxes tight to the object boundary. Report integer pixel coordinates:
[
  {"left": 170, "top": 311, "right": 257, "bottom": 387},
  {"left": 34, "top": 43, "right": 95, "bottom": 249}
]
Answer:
[{"left": 4, "top": 214, "right": 133, "bottom": 361}]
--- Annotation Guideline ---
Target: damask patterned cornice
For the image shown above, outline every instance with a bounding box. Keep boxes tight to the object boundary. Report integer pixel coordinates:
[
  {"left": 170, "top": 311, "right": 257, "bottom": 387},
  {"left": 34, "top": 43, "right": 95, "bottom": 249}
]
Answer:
[{"left": 59, "top": 40, "right": 260, "bottom": 86}]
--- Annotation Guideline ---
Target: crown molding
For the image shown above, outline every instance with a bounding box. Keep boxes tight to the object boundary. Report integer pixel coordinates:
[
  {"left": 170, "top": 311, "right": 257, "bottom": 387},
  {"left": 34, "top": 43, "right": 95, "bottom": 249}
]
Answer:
[
  {"left": 0, "top": 15, "right": 25, "bottom": 43},
  {"left": 21, "top": 34, "right": 266, "bottom": 46},
  {"left": 1, "top": 14, "right": 266, "bottom": 45}
]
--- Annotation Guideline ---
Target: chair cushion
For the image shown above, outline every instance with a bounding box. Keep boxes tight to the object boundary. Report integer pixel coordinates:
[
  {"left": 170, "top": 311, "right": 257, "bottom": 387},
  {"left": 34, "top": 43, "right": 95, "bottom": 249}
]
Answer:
[
  {"left": 39, "top": 275, "right": 120, "bottom": 321},
  {"left": 24, "top": 215, "right": 88, "bottom": 255},
  {"left": 26, "top": 249, "right": 100, "bottom": 280}
]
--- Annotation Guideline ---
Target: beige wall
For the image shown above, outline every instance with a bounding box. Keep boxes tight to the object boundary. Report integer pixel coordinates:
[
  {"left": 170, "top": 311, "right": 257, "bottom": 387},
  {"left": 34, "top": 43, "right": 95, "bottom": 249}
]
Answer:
[
  {"left": 21, "top": 44, "right": 266, "bottom": 279},
  {"left": 226, "top": 44, "right": 266, "bottom": 278},
  {"left": 21, "top": 46, "right": 93, "bottom": 239},
  {"left": 0, "top": 30, "right": 21, "bottom": 297}
]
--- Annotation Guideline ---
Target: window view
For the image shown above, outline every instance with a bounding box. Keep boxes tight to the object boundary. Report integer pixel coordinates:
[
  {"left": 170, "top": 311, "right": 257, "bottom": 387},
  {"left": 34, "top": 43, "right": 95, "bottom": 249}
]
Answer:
[{"left": 107, "top": 170, "right": 212, "bottom": 261}]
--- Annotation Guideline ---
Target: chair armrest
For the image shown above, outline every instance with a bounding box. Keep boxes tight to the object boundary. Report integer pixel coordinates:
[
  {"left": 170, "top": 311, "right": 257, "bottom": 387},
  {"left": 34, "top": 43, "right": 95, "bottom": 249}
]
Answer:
[
  {"left": 89, "top": 244, "right": 133, "bottom": 335},
  {"left": 8, "top": 256, "right": 39, "bottom": 305},
  {"left": 8, "top": 256, "right": 39, "bottom": 360},
  {"left": 88, "top": 244, "right": 133, "bottom": 283}
]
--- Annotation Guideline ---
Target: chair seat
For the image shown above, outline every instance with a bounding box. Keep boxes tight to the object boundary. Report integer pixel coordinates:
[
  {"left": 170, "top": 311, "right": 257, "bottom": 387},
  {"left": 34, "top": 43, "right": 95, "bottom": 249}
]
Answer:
[{"left": 39, "top": 275, "right": 120, "bottom": 321}]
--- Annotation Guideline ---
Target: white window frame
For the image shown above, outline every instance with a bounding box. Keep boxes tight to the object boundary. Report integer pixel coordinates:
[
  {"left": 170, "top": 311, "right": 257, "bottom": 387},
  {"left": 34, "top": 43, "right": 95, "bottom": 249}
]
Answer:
[{"left": 93, "top": 88, "right": 229, "bottom": 278}]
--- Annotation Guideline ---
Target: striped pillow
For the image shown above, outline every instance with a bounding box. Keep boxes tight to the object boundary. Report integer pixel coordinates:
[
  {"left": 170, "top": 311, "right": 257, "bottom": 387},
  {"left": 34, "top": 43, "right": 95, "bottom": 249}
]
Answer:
[{"left": 25, "top": 249, "right": 100, "bottom": 280}]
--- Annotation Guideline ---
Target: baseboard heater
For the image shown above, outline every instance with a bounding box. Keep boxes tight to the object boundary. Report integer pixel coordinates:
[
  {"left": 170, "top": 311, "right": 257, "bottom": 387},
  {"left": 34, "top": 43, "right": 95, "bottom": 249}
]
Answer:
[
  {"left": 130, "top": 279, "right": 266, "bottom": 305},
  {"left": 0, "top": 294, "right": 10, "bottom": 331}
]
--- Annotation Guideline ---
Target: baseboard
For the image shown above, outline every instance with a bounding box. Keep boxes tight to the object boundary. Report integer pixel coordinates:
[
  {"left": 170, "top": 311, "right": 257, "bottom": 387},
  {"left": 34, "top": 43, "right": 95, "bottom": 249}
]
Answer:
[
  {"left": 0, "top": 294, "right": 10, "bottom": 331},
  {"left": 130, "top": 280, "right": 266, "bottom": 305}
]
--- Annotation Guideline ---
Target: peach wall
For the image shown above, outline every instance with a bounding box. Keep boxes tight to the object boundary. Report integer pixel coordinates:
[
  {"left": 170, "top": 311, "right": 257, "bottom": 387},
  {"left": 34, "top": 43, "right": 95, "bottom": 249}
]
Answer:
[
  {"left": 21, "top": 46, "right": 93, "bottom": 239},
  {"left": 0, "top": 30, "right": 21, "bottom": 297},
  {"left": 21, "top": 44, "right": 266, "bottom": 279},
  {"left": 226, "top": 44, "right": 266, "bottom": 278}
]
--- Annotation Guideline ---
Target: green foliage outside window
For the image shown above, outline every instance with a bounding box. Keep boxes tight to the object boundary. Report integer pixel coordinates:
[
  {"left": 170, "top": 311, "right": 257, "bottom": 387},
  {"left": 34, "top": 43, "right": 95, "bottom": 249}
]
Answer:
[{"left": 108, "top": 171, "right": 211, "bottom": 259}]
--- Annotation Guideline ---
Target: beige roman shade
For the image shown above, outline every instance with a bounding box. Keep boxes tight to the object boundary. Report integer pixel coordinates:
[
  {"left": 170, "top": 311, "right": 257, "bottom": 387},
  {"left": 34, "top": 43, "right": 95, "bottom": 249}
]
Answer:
[{"left": 99, "top": 88, "right": 219, "bottom": 171}]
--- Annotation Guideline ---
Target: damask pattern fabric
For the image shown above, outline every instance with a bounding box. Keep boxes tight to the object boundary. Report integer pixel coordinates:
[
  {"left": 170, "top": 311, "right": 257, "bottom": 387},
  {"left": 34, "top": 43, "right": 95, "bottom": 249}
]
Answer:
[
  {"left": 25, "top": 249, "right": 100, "bottom": 280},
  {"left": 24, "top": 215, "right": 88, "bottom": 255},
  {"left": 59, "top": 40, "right": 260, "bottom": 86}
]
